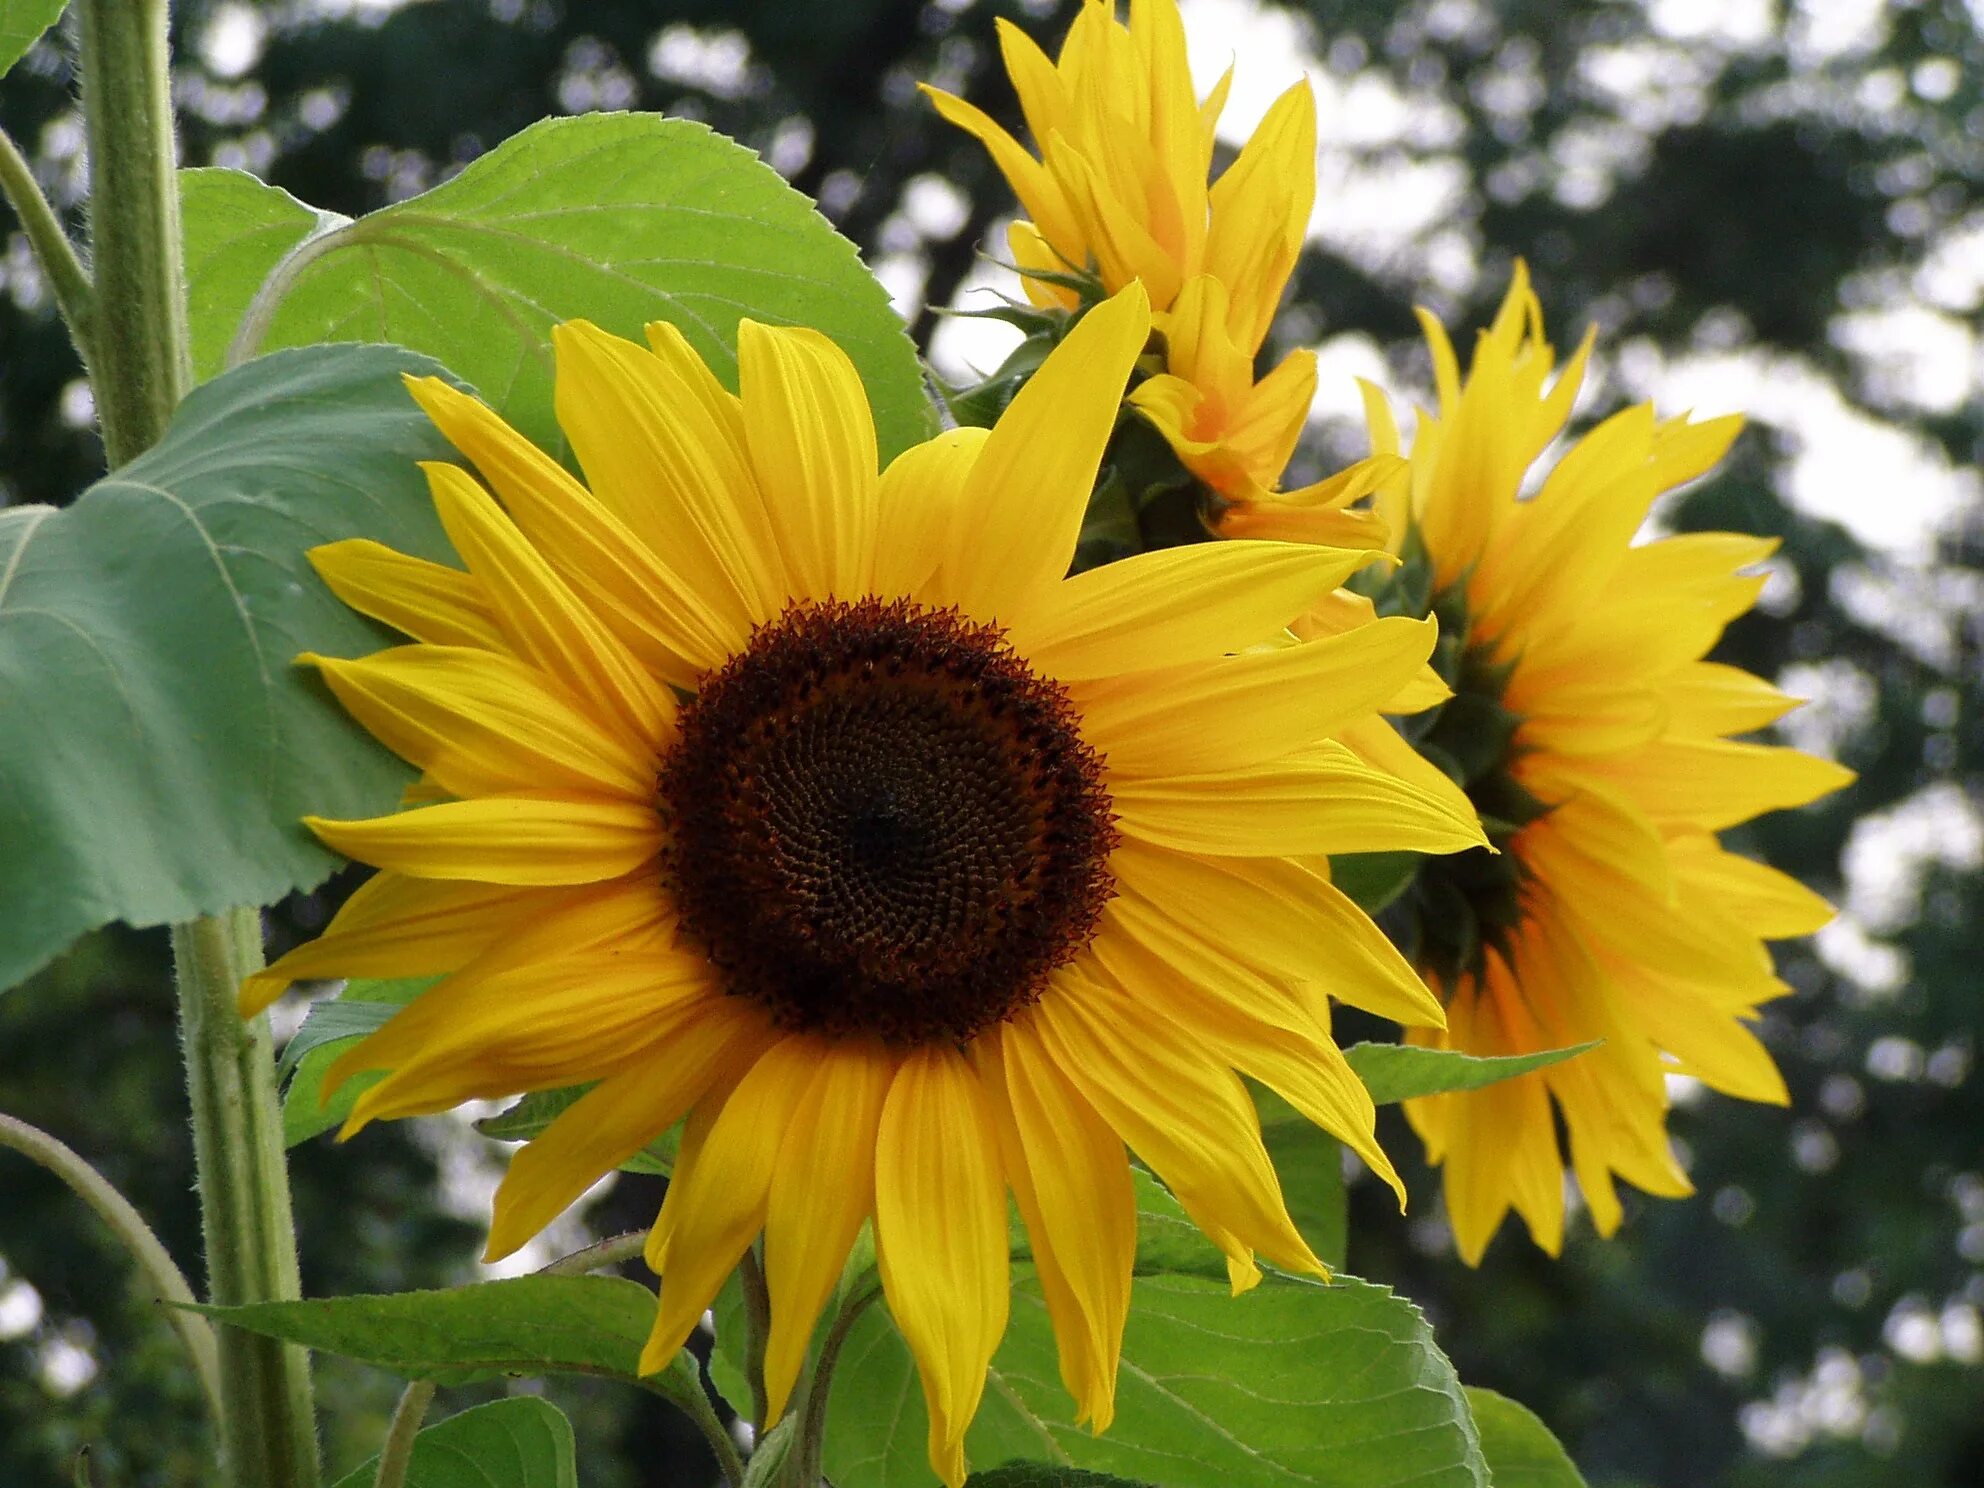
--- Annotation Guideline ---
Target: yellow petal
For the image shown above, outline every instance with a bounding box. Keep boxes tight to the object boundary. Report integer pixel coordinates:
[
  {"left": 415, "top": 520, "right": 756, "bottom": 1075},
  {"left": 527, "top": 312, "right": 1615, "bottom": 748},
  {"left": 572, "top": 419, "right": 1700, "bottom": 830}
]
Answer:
[
  {"left": 874, "top": 1046, "right": 1009, "bottom": 1488},
  {"left": 1666, "top": 834, "right": 1834, "bottom": 938},
  {"left": 1009, "top": 539, "right": 1377, "bottom": 679},
  {"left": 406, "top": 373, "right": 742, "bottom": 682},
  {"left": 944, "top": 284, "right": 1151, "bottom": 624},
  {"left": 550, "top": 320, "right": 782, "bottom": 639},
  {"left": 921, "top": 83, "right": 1081, "bottom": 256},
  {"left": 1111, "top": 740, "right": 1489, "bottom": 857},
  {"left": 1107, "top": 842, "right": 1445, "bottom": 1028},
  {"left": 484, "top": 998, "right": 767, "bottom": 1260},
  {"left": 1031, "top": 970, "right": 1321, "bottom": 1281},
  {"left": 640, "top": 1038, "right": 822, "bottom": 1377},
  {"left": 305, "top": 795, "right": 662, "bottom": 884},
  {"left": 239, "top": 874, "right": 542, "bottom": 1016},
  {"left": 738, "top": 319, "right": 880, "bottom": 601},
  {"left": 976, "top": 1021, "right": 1134, "bottom": 1431},
  {"left": 1072, "top": 615, "right": 1437, "bottom": 777},
  {"left": 1204, "top": 79, "right": 1316, "bottom": 353},
  {"left": 873, "top": 428, "right": 988, "bottom": 602},
  {"left": 307, "top": 539, "right": 504, "bottom": 651},
  {"left": 423, "top": 461, "right": 674, "bottom": 744},
  {"left": 304, "top": 645, "right": 654, "bottom": 800},
  {"left": 1578, "top": 738, "right": 1855, "bottom": 830},
  {"left": 761, "top": 1040, "right": 897, "bottom": 1424}
]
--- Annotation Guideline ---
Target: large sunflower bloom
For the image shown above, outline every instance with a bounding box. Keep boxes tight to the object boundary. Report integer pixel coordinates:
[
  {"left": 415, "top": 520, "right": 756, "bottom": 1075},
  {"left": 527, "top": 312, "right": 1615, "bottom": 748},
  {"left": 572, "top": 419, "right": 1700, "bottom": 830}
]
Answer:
[
  {"left": 1232, "top": 265, "right": 1854, "bottom": 1263},
  {"left": 924, "top": 0, "right": 1361, "bottom": 531},
  {"left": 245, "top": 286, "right": 1486, "bottom": 1482}
]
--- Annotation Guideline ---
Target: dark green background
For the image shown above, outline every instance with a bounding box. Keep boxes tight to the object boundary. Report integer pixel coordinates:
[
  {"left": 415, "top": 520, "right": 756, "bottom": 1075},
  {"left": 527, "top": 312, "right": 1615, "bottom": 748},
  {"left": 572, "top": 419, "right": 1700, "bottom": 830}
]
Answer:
[{"left": 0, "top": 2, "right": 1976, "bottom": 1485}]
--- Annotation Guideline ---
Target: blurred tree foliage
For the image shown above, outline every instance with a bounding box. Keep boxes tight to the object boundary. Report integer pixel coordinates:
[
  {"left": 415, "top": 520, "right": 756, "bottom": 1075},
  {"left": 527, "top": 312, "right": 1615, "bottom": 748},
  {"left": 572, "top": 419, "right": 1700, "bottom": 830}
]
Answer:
[{"left": 0, "top": 1, "right": 1977, "bottom": 1485}]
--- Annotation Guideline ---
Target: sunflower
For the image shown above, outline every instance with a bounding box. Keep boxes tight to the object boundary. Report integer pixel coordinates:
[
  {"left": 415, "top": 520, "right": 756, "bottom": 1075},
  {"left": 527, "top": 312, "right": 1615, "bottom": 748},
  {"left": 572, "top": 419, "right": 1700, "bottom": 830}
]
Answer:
[
  {"left": 1230, "top": 264, "right": 1855, "bottom": 1262},
  {"left": 244, "top": 285, "right": 1487, "bottom": 1483},
  {"left": 923, "top": 0, "right": 1365, "bottom": 531}
]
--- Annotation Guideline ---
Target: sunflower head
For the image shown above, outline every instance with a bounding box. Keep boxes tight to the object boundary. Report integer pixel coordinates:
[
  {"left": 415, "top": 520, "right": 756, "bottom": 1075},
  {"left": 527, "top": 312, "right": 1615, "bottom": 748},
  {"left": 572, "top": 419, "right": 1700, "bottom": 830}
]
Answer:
[
  {"left": 249, "top": 285, "right": 1489, "bottom": 1482},
  {"left": 1309, "top": 264, "right": 1856, "bottom": 1262}
]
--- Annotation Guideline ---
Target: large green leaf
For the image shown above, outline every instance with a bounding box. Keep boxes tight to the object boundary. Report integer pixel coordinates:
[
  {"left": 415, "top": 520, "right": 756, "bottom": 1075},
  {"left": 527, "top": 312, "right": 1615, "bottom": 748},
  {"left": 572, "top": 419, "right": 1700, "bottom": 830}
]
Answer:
[
  {"left": 805, "top": 1179, "right": 1487, "bottom": 1488},
  {"left": 0, "top": 0, "right": 63, "bottom": 77},
  {"left": 0, "top": 345, "right": 460, "bottom": 993},
  {"left": 1464, "top": 1390, "right": 1588, "bottom": 1488},
  {"left": 280, "top": 978, "right": 433, "bottom": 1147},
  {"left": 327, "top": 1398, "right": 578, "bottom": 1488},
  {"left": 191, "top": 1274, "right": 694, "bottom": 1395},
  {"left": 183, "top": 113, "right": 936, "bottom": 459},
  {"left": 1342, "top": 1042, "right": 1599, "bottom": 1105},
  {"left": 967, "top": 1470, "right": 1155, "bottom": 1488}
]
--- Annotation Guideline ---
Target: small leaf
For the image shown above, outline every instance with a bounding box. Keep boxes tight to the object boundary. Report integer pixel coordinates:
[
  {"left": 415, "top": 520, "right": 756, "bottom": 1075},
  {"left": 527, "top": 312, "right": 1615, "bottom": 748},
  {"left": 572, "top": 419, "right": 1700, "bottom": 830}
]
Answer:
[
  {"left": 966, "top": 1469, "right": 1155, "bottom": 1488},
  {"left": 280, "top": 979, "right": 433, "bottom": 1147},
  {"left": 326, "top": 1398, "right": 577, "bottom": 1488},
  {"left": 1343, "top": 1041, "right": 1599, "bottom": 1105},
  {"left": 1328, "top": 850, "right": 1421, "bottom": 915},
  {"left": 190, "top": 1275, "right": 693, "bottom": 1393},
  {"left": 1465, "top": 1389, "right": 1589, "bottom": 1488},
  {"left": 474, "top": 1087, "right": 679, "bottom": 1176},
  {"left": 210, "top": 113, "right": 936, "bottom": 460},
  {"left": 0, "top": 0, "right": 64, "bottom": 78},
  {"left": 0, "top": 345, "right": 460, "bottom": 994}
]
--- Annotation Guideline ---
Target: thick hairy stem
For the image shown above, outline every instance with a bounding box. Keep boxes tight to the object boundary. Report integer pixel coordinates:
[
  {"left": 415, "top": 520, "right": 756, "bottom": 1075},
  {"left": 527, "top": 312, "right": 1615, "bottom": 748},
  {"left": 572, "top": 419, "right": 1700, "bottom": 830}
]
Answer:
[
  {"left": 77, "top": 2, "right": 321, "bottom": 1482},
  {"left": 0, "top": 1113, "right": 221, "bottom": 1422},
  {"left": 786, "top": 1286, "right": 881, "bottom": 1488},
  {"left": 370, "top": 1380, "right": 437, "bottom": 1488}
]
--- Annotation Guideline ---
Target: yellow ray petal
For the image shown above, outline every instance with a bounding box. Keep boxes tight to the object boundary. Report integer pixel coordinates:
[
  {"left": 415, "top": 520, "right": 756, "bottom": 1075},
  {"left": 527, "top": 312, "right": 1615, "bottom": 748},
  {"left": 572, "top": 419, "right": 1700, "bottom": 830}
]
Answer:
[
  {"left": 304, "top": 645, "right": 655, "bottom": 801},
  {"left": 550, "top": 321, "right": 783, "bottom": 638},
  {"left": 1579, "top": 738, "right": 1855, "bottom": 831},
  {"left": 921, "top": 84, "right": 1081, "bottom": 256},
  {"left": 761, "top": 1039, "right": 897, "bottom": 1424},
  {"left": 1009, "top": 539, "right": 1377, "bottom": 680},
  {"left": 1112, "top": 739, "right": 1489, "bottom": 857},
  {"left": 1204, "top": 79, "right": 1316, "bottom": 353},
  {"left": 976, "top": 1021, "right": 1134, "bottom": 1432},
  {"left": 406, "top": 374, "right": 742, "bottom": 682},
  {"left": 738, "top": 320, "right": 880, "bottom": 602},
  {"left": 239, "top": 874, "right": 546, "bottom": 1016},
  {"left": 423, "top": 461, "right": 674, "bottom": 744},
  {"left": 307, "top": 539, "right": 505, "bottom": 651},
  {"left": 1107, "top": 843, "right": 1445, "bottom": 1028},
  {"left": 873, "top": 427, "right": 988, "bottom": 602},
  {"left": 944, "top": 284, "right": 1150, "bottom": 625},
  {"left": 305, "top": 795, "right": 662, "bottom": 885},
  {"left": 640, "top": 1038, "right": 822, "bottom": 1377},
  {"left": 1659, "top": 661, "right": 1802, "bottom": 738},
  {"left": 1031, "top": 970, "right": 1321, "bottom": 1282},
  {"left": 1666, "top": 834, "right": 1834, "bottom": 938},
  {"left": 484, "top": 997, "right": 768, "bottom": 1260},
  {"left": 1072, "top": 615, "right": 1437, "bottom": 777},
  {"left": 874, "top": 1046, "right": 1009, "bottom": 1488}
]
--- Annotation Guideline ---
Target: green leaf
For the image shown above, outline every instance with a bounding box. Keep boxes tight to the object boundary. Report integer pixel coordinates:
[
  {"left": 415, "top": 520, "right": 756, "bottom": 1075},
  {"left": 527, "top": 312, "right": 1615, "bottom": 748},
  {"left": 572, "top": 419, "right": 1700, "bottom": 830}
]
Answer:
[
  {"left": 180, "top": 168, "right": 327, "bottom": 381},
  {"left": 327, "top": 1398, "right": 578, "bottom": 1488},
  {"left": 819, "top": 1180, "right": 1487, "bottom": 1488},
  {"left": 1465, "top": 1389, "right": 1588, "bottom": 1488},
  {"left": 0, "top": 0, "right": 64, "bottom": 77},
  {"left": 1262, "top": 1122, "right": 1347, "bottom": 1271},
  {"left": 1328, "top": 850, "right": 1421, "bottom": 915},
  {"left": 190, "top": 1275, "right": 692, "bottom": 1393},
  {"left": 280, "top": 978, "right": 434, "bottom": 1147},
  {"left": 966, "top": 1469, "right": 1154, "bottom": 1488},
  {"left": 475, "top": 1087, "right": 679, "bottom": 1176},
  {"left": 0, "top": 345, "right": 461, "bottom": 994},
  {"left": 1343, "top": 1041, "right": 1599, "bottom": 1105},
  {"left": 196, "top": 113, "right": 935, "bottom": 459}
]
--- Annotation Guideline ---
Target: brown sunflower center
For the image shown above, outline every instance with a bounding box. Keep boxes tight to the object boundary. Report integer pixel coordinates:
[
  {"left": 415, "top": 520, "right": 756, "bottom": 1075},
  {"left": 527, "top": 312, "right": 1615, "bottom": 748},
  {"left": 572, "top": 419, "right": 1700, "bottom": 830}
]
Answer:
[{"left": 658, "top": 596, "right": 1117, "bottom": 1045}]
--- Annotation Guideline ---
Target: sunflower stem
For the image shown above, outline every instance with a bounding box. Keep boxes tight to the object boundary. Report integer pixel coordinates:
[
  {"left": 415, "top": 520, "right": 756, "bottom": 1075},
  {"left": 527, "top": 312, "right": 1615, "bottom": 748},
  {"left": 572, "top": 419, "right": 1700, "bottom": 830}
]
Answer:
[
  {"left": 0, "top": 1113, "right": 222, "bottom": 1424},
  {"left": 370, "top": 1379, "right": 436, "bottom": 1488},
  {"left": 0, "top": 125, "right": 94, "bottom": 366},
  {"left": 785, "top": 1285, "right": 880, "bottom": 1488},
  {"left": 171, "top": 913, "right": 323, "bottom": 1488},
  {"left": 738, "top": 1245, "right": 773, "bottom": 1431},
  {"left": 78, "top": 2, "right": 321, "bottom": 1481}
]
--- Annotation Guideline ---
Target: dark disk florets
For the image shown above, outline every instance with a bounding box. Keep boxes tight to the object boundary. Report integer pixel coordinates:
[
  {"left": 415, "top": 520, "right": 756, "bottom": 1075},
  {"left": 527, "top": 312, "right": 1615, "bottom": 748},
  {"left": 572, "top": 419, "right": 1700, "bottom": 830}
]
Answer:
[{"left": 658, "top": 597, "right": 1118, "bottom": 1045}]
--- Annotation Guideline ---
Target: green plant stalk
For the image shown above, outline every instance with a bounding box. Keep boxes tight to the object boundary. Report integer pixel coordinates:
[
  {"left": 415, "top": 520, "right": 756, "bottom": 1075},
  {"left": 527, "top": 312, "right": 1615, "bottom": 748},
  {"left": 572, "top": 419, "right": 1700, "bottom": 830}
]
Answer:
[
  {"left": 0, "top": 1113, "right": 222, "bottom": 1421},
  {"left": 78, "top": 3, "right": 320, "bottom": 1482},
  {"left": 371, "top": 1380, "right": 436, "bottom": 1488},
  {"left": 785, "top": 1286, "right": 879, "bottom": 1488},
  {"left": 0, "top": 127, "right": 94, "bottom": 363}
]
